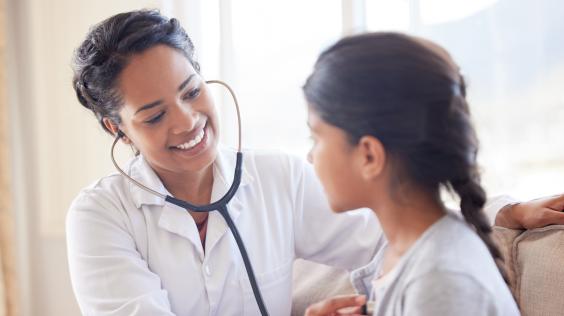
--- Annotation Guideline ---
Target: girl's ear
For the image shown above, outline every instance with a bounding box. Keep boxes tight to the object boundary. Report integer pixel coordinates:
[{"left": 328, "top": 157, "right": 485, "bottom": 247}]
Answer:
[
  {"left": 103, "top": 117, "right": 132, "bottom": 144},
  {"left": 356, "top": 135, "right": 386, "bottom": 181}
]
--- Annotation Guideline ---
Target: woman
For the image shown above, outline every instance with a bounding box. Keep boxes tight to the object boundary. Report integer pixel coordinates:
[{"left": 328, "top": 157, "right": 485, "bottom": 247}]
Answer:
[
  {"left": 302, "top": 33, "right": 520, "bottom": 315},
  {"left": 67, "top": 9, "right": 382, "bottom": 316}
]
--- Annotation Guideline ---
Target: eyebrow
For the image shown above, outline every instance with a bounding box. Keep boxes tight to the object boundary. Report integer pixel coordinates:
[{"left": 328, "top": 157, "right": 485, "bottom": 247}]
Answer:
[
  {"left": 134, "top": 100, "right": 162, "bottom": 115},
  {"left": 177, "top": 74, "right": 196, "bottom": 92},
  {"left": 134, "top": 74, "right": 196, "bottom": 115}
]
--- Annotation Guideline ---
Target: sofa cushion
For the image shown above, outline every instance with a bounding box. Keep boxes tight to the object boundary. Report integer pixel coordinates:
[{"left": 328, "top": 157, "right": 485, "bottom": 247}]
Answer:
[
  {"left": 492, "top": 227, "right": 522, "bottom": 296},
  {"left": 494, "top": 225, "right": 564, "bottom": 316}
]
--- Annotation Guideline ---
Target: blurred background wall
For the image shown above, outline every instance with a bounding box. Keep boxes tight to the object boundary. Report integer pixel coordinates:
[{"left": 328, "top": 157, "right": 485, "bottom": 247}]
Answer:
[
  {"left": 1, "top": 0, "right": 563, "bottom": 315},
  {"left": 1, "top": 0, "right": 19, "bottom": 314}
]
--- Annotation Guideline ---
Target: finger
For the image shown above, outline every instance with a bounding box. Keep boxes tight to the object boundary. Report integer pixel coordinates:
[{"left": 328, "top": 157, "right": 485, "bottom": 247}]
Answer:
[
  {"left": 325, "top": 295, "right": 366, "bottom": 311},
  {"left": 336, "top": 305, "right": 363, "bottom": 315},
  {"left": 306, "top": 295, "right": 366, "bottom": 315},
  {"left": 541, "top": 209, "right": 564, "bottom": 226},
  {"left": 546, "top": 194, "right": 564, "bottom": 211}
]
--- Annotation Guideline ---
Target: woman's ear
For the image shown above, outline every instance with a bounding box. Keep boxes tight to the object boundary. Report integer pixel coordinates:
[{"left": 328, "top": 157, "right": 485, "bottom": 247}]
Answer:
[
  {"left": 103, "top": 117, "right": 131, "bottom": 144},
  {"left": 357, "top": 135, "right": 386, "bottom": 180}
]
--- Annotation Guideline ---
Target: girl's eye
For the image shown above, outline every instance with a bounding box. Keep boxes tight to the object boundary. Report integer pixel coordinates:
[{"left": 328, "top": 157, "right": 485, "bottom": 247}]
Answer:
[
  {"left": 183, "top": 88, "right": 201, "bottom": 100},
  {"left": 145, "top": 111, "right": 165, "bottom": 124}
]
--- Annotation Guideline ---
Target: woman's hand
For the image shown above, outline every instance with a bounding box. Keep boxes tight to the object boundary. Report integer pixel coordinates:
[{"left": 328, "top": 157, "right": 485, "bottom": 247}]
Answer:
[
  {"left": 495, "top": 194, "right": 564, "bottom": 229},
  {"left": 304, "top": 294, "right": 367, "bottom": 316}
]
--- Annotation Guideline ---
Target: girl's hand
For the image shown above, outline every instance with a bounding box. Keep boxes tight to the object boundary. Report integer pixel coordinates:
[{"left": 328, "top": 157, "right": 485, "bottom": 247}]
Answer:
[
  {"left": 495, "top": 194, "right": 564, "bottom": 229},
  {"left": 304, "top": 294, "right": 367, "bottom": 316}
]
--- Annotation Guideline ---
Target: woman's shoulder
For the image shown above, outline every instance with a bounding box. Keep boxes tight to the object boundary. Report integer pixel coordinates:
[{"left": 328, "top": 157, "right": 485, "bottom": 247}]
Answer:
[
  {"left": 71, "top": 174, "right": 126, "bottom": 208},
  {"left": 239, "top": 147, "right": 306, "bottom": 166},
  {"left": 221, "top": 146, "right": 310, "bottom": 178},
  {"left": 68, "top": 155, "right": 144, "bottom": 219},
  {"left": 215, "top": 147, "right": 317, "bottom": 198}
]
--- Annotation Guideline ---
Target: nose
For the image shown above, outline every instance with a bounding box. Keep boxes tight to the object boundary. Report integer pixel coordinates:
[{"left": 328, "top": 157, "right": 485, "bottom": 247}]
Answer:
[
  {"left": 170, "top": 101, "right": 199, "bottom": 134},
  {"left": 307, "top": 150, "right": 313, "bottom": 164}
]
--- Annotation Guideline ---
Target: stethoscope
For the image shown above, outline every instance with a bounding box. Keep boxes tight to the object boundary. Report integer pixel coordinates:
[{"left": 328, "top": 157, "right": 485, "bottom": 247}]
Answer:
[{"left": 110, "top": 80, "right": 269, "bottom": 316}]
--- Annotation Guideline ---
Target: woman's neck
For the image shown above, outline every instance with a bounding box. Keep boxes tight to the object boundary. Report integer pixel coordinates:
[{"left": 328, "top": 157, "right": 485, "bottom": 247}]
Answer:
[{"left": 157, "top": 165, "right": 214, "bottom": 225}]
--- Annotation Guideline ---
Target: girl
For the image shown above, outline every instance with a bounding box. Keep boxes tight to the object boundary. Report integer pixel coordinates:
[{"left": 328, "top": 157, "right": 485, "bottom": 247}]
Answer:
[{"left": 303, "top": 33, "right": 520, "bottom": 315}]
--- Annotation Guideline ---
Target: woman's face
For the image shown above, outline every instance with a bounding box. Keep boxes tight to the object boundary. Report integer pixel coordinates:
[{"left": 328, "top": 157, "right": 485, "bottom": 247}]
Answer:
[
  {"left": 114, "top": 45, "right": 219, "bottom": 178},
  {"left": 307, "top": 107, "right": 366, "bottom": 212}
]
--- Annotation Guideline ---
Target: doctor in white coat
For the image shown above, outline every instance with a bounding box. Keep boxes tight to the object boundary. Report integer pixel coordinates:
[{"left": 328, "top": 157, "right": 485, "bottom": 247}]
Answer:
[{"left": 68, "top": 10, "right": 379, "bottom": 315}]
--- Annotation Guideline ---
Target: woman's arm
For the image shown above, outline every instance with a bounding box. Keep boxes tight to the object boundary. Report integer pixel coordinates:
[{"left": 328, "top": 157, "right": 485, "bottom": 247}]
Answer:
[
  {"left": 66, "top": 191, "right": 175, "bottom": 316},
  {"left": 494, "top": 194, "right": 564, "bottom": 229}
]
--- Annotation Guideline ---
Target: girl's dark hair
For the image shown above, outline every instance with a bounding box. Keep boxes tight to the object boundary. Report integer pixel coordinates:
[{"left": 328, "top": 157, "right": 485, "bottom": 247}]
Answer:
[
  {"left": 72, "top": 9, "right": 200, "bottom": 134},
  {"left": 303, "top": 32, "right": 506, "bottom": 280}
]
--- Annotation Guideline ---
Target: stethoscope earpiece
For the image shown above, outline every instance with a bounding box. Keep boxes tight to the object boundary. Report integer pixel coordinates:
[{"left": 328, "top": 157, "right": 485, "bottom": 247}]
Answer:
[{"left": 116, "top": 130, "right": 126, "bottom": 139}]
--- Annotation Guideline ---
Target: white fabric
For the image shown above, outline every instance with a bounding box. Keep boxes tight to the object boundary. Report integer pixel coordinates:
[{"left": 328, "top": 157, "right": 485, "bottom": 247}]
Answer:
[
  {"left": 484, "top": 195, "right": 517, "bottom": 225},
  {"left": 66, "top": 147, "right": 379, "bottom": 316}
]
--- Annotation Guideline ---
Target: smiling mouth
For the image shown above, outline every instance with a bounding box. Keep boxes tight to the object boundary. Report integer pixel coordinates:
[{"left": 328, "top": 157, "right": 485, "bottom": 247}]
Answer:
[
  {"left": 170, "top": 122, "right": 208, "bottom": 151},
  {"left": 174, "top": 129, "right": 205, "bottom": 150}
]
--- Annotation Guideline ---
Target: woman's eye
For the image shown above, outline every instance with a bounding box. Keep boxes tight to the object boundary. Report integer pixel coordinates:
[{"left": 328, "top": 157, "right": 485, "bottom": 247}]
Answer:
[
  {"left": 145, "top": 111, "right": 165, "bottom": 124},
  {"left": 183, "top": 88, "right": 201, "bottom": 100}
]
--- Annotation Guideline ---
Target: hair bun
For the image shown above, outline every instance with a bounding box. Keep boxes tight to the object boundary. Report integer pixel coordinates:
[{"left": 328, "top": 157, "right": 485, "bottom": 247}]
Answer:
[{"left": 74, "top": 80, "right": 94, "bottom": 110}]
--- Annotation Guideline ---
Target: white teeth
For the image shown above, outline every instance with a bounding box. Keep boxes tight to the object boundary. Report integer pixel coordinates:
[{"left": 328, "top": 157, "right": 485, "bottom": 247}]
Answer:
[{"left": 175, "top": 128, "right": 205, "bottom": 150}]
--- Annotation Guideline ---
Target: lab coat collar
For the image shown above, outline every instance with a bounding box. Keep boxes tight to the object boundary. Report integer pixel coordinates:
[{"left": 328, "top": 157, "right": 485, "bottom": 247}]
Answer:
[
  {"left": 125, "top": 147, "right": 252, "bottom": 257},
  {"left": 156, "top": 190, "right": 246, "bottom": 260},
  {"left": 126, "top": 146, "right": 254, "bottom": 209}
]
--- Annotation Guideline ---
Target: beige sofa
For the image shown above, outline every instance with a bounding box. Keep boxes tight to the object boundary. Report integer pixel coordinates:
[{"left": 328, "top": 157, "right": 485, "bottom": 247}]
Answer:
[
  {"left": 291, "top": 226, "right": 564, "bottom": 316},
  {"left": 494, "top": 225, "right": 564, "bottom": 316}
]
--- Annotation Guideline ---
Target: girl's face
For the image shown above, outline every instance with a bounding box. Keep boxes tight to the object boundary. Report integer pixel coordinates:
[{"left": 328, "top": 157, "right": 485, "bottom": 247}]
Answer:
[
  {"left": 111, "top": 45, "right": 219, "bottom": 179},
  {"left": 307, "top": 107, "right": 367, "bottom": 212}
]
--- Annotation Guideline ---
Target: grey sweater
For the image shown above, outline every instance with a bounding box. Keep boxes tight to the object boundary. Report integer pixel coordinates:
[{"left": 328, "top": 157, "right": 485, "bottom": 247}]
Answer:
[{"left": 351, "top": 213, "right": 520, "bottom": 316}]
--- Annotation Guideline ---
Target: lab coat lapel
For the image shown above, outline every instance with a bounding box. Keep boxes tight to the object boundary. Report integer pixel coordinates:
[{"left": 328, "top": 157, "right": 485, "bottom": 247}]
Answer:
[
  {"left": 158, "top": 203, "right": 206, "bottom": 260},
  {"left": 205, "top": 148, "right": 250, "bottom": 253},
  {"left": 205, "top": 199, "right": 243, "bottom": 254},
  {"left": 127, "top": 155, "right": 167, "bottom": 208}
]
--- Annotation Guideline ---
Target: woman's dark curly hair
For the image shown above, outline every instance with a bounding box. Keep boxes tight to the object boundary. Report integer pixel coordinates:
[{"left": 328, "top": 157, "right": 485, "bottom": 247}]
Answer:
[{"left": 72, "top": 9, "right": 199, "bottom": 134}]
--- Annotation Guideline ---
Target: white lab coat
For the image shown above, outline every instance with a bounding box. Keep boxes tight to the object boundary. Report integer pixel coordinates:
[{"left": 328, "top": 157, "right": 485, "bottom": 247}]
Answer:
[{"left": 66, "top": 147, "right": 380, "bottom": 316}]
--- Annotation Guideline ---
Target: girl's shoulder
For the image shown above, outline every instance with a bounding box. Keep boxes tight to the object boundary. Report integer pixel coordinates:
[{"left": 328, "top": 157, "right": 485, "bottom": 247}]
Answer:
[{"left": 404, "top": 213, "right": 507, "bottom": 294}]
